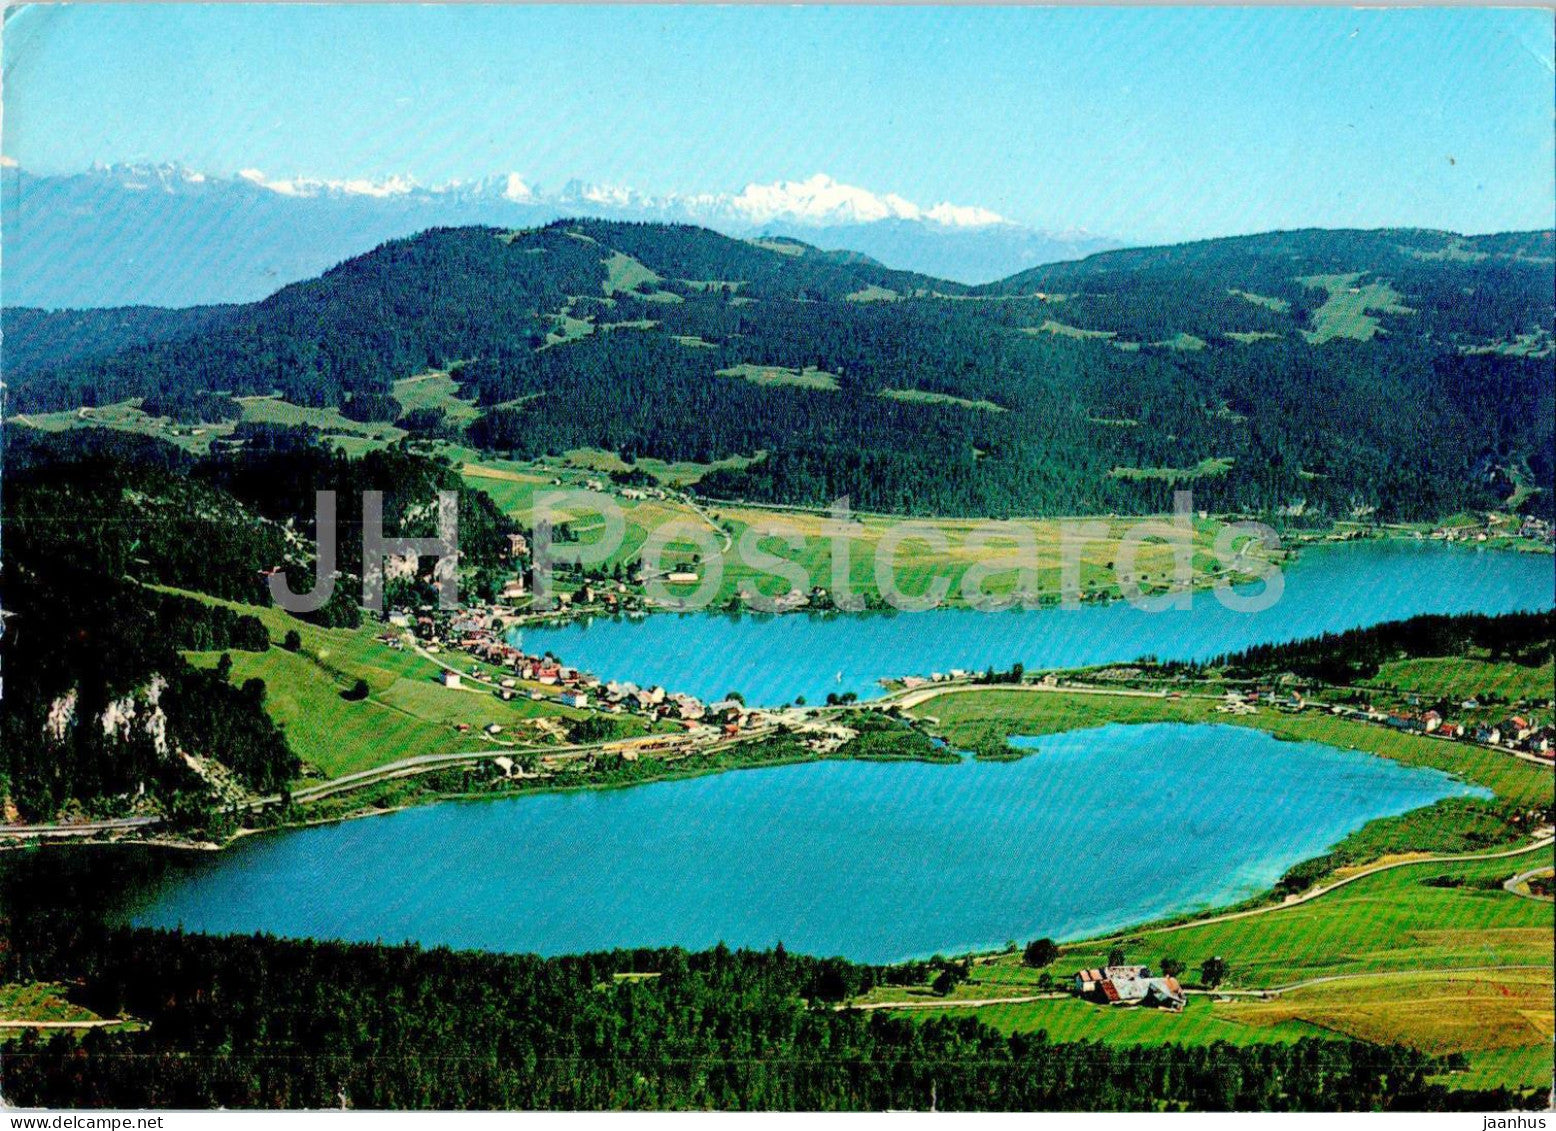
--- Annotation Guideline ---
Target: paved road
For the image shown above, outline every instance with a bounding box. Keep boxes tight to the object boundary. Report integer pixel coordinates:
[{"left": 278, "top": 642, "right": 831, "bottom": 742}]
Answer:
[
  {"left": 4, "top": 721, "right": 777, "bottom": 841},
  {"left": 0, "top": 816, "right": 162, "bottom": 841},
  {"left": 0, "top": 1019, "right": 123, "bottom": 1030},
  {"left": 881, "top": 680, "right": 1184, "bottom": 712},
  {"left": 1504, "top": 864, "right": 1556, "bottom": 901}
]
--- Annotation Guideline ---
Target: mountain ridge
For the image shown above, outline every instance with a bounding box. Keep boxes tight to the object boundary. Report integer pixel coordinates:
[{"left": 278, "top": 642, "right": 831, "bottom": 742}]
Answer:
[
  {"left": 0, "top": 163, "right": 1117, "bottom": 305},
  {"left": 6, "top": 218, "right": 1552, "bottom": 523}
]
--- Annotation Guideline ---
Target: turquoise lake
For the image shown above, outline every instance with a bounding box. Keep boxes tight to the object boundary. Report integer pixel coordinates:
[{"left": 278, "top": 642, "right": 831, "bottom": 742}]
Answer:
[
  {"left": 6, "top": 540, "right": 1547, "bottom": 963},
  {"left": 514, "top": 541, "right": 1556, "bottom": 705},
  {"left": 110, "top": 723, "right": 1484, "bottom": 963}
]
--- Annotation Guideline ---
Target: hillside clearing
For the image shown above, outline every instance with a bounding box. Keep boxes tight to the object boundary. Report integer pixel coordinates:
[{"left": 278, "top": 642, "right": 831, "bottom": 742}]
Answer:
[
  {"left": 716, "top": 364, "right": 841, "bottom": 390},
  {"left": 1300, "top": 273, "right": 1415, "bottom": 343},
  {"left": 878, "top": 388, "right": 1006, "bottom": 412},
  {"left": 1111, "top": 457, "right": 1233, "bottom": 482}
]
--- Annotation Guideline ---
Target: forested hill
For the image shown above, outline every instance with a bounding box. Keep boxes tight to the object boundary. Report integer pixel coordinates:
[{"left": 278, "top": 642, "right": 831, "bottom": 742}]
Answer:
[
  {"left": 980, "top": 228, "right": 1555, "bottom": 344},
  {"left": 7, "top": 220, "right": 1553, "bottom": 520},
  {"left": 1, "top": 427, "right": 521, "bottom": 823}
]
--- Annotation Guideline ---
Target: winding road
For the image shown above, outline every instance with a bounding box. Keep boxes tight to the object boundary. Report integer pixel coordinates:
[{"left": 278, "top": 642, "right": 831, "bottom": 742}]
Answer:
[{"left": 1094, "top": 834, "right": 1555, "bottom": 940}]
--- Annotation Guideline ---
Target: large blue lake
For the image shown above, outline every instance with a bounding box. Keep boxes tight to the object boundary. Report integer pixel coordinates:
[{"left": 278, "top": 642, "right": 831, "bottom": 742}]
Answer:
[
  {"left": 109, "top": 724, "right": 1483, "bottom": 962},
  {"left": 8, "top": 540, "right": 1547, "bottom": 962},
  {"left": 514, "top": 541, "right": 1556, "bottom": 705}
]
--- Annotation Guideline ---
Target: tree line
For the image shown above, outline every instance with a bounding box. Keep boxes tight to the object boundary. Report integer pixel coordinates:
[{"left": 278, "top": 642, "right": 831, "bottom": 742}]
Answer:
[{"left": 0, "top": 916, "right": 1539, "bottom": 1112}]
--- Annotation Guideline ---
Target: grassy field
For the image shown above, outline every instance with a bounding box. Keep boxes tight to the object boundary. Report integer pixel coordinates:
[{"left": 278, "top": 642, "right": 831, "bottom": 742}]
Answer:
[
  {"left": 860, "top": 848, "right": 1554, "bottom": 1090},
  {"left": 160, "top": 586, "right": 622, "bottom": 779},
  {"left": 235, "top": 395, "right": 401, "bottom": 439},
  {"left": 458, "top": 453, "right": 1275, "bottom": 609},
  {"left": 1056, "top": 851, "right": 1553, "bottom": 985},
  {"left": 1464, "top": 330, "right": 1555, "bottom": 361},
  {"left": 715, "top": 363, "right": 841, "bottom": 390},
  {"left": 1222, "top": 968, "right": 1554, "bottom": 1058},
  {"left": 1156, "top": 332, "right": 1207, "bottom": 351},
  {"left": 923, "top": 994, "right": 1327, "bottom": 1047},
  {"left": 1300, "top": 273, "right": 1415, "bottom": 344},
  {"left": 1229, "top": 288, "right": 1292, "bottom": 313},
  {"left": 1362, "top": 655, "right": 1556, "bottom": 704},
  {"left": 513, "top": 446, "right": 765, "bottom": 489},
  {"left": 910, "top": 966, "right": 1554, "bottom": 1089},
  {"left": 9, "top": 399, "right": 236, "bottom": 454},
  {"left": 846, "top": 283, "right": 901, "bottom": 303},
  {"left": 1026, "top": 319, "right": 1116, "bottom": 340},
  {"left": 392, "top": 370, "right": 481, "bottom": 423},
  {"left": 545, "top": 309, "right": 597, "bottom": 345},
  {"left": 602, "top": 250, "right": 663, "bottom": 296},
  {"left": 0, "top": 983, "right": 104, "bottom": 1024},
  {"left": 1110, "top": 456, "right": 1233, "bottom": 483},
  {"left": 8, "top": 395, "right": 405, "bottom": 455},
  {"left": 878, "top": 388, "right": 1006, "bottom": 412}
]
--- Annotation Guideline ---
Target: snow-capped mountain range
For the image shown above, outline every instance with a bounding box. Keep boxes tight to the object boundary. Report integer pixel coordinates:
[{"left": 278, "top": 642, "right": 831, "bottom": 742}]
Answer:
[
  {"left": 221, "top": 166, "right": 1011, "bottom": 228},
  {"left": 0, "top": 162, "right": 1118, "bottom": 308}
]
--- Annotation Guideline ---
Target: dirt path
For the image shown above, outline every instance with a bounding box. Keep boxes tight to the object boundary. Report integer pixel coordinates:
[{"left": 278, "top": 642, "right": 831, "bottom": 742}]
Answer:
[
  {"left": 678, "top": 492, "right": 733, "bottom": 553},
  {"left": 1266, "top": 963, "right": 1552, "bottom": 995},
  {"left": 840, "top": 993, "right": 1066, "bottom": 1012}
]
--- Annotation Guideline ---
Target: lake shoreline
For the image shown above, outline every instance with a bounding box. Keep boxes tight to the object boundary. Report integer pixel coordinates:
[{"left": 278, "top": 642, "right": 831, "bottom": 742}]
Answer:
[
  {"left": 514, "top": 539, "right": 1555, "bottom": 708},
  {"left": 499, "top": 519, "right": 1551, "bottom": 634},
  {"left": 7, "top": 716, "right": 1506, "bottom": 968}
]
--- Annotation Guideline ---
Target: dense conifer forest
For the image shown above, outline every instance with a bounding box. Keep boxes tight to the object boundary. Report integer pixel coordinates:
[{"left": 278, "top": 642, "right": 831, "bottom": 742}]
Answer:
[
  {"left": 8, "top": 222, "right": 1552, "bottom": 521},
  {"left": 0, "top": 913, "right": 1541, "bottom": 1112},
  {"left": 0, "top": 429, "right": 521, "bottom": 822},
  {"left": 1192, "top": 609, "right": 1556, "bottom": 685}
]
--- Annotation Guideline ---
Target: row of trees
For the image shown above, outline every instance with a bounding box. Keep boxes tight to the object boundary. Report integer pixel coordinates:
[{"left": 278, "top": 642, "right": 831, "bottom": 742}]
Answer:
[
  {"left": 1187, "top": 609, "right": 1555, "bottom": 686},
  {"left": 1021, "top": 939, "right": 1227, "bottom": 989}
]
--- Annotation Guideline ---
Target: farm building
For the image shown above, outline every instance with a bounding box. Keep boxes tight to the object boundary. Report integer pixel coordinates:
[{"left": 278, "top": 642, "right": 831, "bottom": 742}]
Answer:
[{"left": 1073, "top": 966, "right": 1186, "bottom": 1012}]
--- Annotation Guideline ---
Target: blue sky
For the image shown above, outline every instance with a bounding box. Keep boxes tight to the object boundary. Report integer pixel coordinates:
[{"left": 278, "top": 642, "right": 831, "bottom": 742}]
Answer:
[{"left": 4, "top": 4, "right": 1552, "bottom": 241}]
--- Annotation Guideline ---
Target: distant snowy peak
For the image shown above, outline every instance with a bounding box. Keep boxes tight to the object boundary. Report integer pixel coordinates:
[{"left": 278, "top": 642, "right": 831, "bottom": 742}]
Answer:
[
  {"left": 90, "top": 162, "right": 1013, "bottom": 230},
  {"left": 237, "top": 168, "right": 420, "bottom": 199},
  {"left": 719, "top": 173, "right": 1009, "bottom": 229},
  {"left": 2, "top": 161, "right": 1121, "bottom": 303}
]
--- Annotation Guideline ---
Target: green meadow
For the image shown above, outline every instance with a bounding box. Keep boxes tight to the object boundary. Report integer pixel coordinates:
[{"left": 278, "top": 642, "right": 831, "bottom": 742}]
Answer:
[
  {"left": 161, "top": 586, "right": 616, "bottom": 779},
  {"left": 860, "top": 843, "right": 1554, "bottom": 1091}
]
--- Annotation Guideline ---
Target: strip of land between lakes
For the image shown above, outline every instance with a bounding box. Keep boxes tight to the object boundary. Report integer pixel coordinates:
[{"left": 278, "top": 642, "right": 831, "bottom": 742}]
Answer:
[{"left": 1088, "top": 835, "right": 1555, "bottom": 939}]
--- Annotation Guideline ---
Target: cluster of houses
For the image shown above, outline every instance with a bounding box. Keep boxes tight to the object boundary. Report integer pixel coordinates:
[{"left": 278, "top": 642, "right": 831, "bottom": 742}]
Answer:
[
  {"left": 1429, "top": 515, "right": 1554, "bottom": 548},
  {"left": 1218, "top": 688, "right": 1305, "bottom": 713},
  {"left": 1337, "top": 703, "right": 1554, "bottom": 758},
  {"left": 1214, "top": 686, "right": 1555, "bottom": 760},
  {"left": 393, "top": 601, "right": 788, "bottom": 737},
  {"left": 1072, "top": 966, "right": 1186, "bottom": 1013},
  {"left": 1515, "top": 515, "right": 1554, "bottom": 544},
  {"left": 597, "top": 682, "right": 758, "bottom": 733}
]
